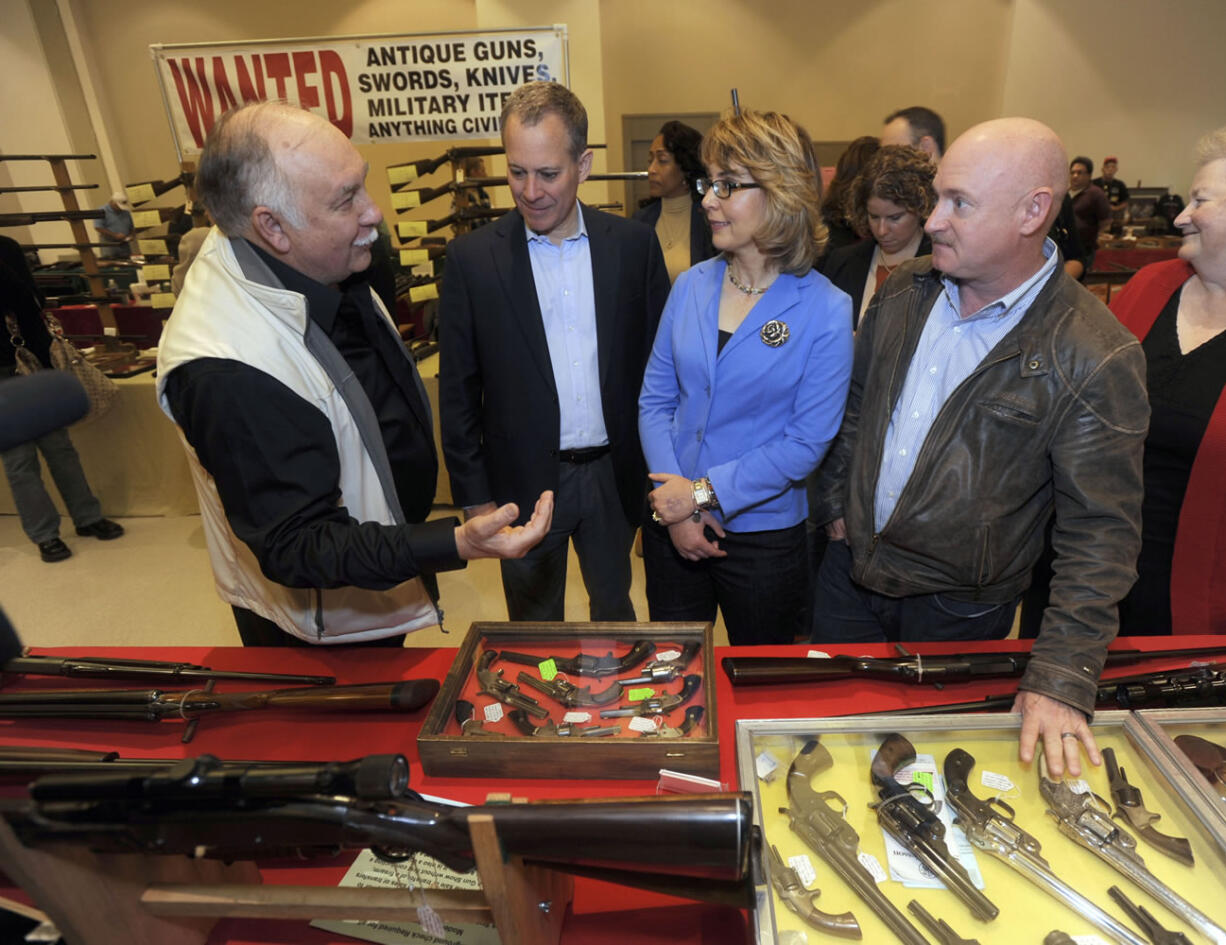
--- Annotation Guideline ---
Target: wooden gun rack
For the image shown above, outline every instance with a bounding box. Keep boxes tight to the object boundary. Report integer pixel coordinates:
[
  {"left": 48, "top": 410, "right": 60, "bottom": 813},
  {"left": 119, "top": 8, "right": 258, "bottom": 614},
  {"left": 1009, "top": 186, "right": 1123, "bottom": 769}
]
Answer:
[{"left": 0, "top": 812, "right": 573, "bottom": 945}]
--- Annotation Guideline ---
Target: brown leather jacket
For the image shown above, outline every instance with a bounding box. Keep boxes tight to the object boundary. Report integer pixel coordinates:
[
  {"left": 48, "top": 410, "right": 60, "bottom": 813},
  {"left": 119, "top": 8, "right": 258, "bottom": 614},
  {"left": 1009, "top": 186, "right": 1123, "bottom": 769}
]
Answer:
[{"left": 812, "top": 257, "right": 1148, "bottom": 715}]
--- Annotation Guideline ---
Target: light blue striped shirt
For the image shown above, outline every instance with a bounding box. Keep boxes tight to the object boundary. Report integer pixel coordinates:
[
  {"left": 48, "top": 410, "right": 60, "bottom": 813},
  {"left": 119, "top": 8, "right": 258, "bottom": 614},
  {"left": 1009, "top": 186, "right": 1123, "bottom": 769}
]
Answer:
[
  {"left": 525, "top": 204, "right": 608, "bottom": 449},
  {"left": 873, "top": 239, "right": 1060, "bottom": 530}
]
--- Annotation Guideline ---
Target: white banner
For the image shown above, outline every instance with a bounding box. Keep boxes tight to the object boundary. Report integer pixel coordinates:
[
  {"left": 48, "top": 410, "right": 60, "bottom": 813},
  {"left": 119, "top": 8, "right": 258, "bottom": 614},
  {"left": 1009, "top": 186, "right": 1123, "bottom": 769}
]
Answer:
[{"left": 150, "top": 27, "right": 568, "bottom": 155}]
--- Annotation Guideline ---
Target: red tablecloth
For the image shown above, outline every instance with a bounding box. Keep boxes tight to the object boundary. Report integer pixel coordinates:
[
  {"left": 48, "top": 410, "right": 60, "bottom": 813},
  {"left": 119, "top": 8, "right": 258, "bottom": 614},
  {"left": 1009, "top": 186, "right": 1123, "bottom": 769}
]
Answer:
[
  {"left": 1092, "top": 246, "right": 1180, "bottom": 273},
  {"left": 3, "top": 637, "right": 1222, "bottom": 943}
]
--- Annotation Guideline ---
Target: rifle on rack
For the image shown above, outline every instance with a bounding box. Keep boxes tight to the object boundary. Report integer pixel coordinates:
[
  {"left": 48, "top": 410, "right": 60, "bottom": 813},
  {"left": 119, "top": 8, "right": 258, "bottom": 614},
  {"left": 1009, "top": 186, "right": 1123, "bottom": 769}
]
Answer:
[
  {"left": 0, "top": 210, "right": 103, "bottom": 226},
  {"left": 0, "top": 753, "right": 754, "bottom": 905},
  {"left": 850, "top": 663, "right": 1226, "bottom": 716},
  {"left": 721, "top": 644, "right": 1226, "bottom": 687},
  {"left": 123, "top": 175, "right": 189, "bottom": 204},
  {"left": 392, "top": 171, "right": 648, "bottom": 204},
  {"left": 0, "top": 679, "right": 439, "bottom": 743},
  {"left": 869, "top": 734, "right": 998, "bottom": 921},
  {"left": 385, "top": 143, "right": 610, "bottom": 183},
  {"left": 3, "top": 652, "right": 334, "bottom": 686}
]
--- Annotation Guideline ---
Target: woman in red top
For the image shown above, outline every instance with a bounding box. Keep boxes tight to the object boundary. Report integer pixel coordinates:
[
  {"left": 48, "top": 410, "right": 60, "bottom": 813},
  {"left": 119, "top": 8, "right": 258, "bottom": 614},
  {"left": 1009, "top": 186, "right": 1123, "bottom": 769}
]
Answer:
[{"left": 1110, "top": 126, "right": 1226, "bottom": 634}]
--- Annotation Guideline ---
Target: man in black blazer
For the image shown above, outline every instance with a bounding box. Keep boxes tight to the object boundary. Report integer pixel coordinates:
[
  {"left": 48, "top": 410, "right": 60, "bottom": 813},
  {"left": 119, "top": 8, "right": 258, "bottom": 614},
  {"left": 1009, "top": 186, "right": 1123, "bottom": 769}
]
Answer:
[{"left": 440, "top": 82, "right": 670, "bottom": 621}]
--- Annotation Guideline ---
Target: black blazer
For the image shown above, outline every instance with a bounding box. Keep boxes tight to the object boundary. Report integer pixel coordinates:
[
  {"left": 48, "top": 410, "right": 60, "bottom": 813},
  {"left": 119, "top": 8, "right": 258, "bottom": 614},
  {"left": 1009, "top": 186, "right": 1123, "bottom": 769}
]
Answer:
[
  {"left": 439, "top": 205, "right": 670, "bottom": 524},
  {"left": 633, "top": 198, "right": 716, "bottom": 268},
  {"left": 820, "top": 233, "right": 932, "bottom": 329}
]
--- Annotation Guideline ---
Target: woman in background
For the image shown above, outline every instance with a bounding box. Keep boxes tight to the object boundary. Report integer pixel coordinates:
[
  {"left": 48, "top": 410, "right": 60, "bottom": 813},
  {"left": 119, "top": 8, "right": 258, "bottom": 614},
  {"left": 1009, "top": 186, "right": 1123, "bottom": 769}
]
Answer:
[
  {"left": 635, "top": 120, "right": 716, "bottom": 283},
  {"left": 638, "top": 111, "right": 853, "bottom": 644},
  {"left": 1110, "top": 127, "right": 1226, "bottom": 634},
  {"left": 819, "top": 135, "right": 880, "bottom": 258},
  {"left": 820, "top": 145, "right": 935, "bottom": 328}
]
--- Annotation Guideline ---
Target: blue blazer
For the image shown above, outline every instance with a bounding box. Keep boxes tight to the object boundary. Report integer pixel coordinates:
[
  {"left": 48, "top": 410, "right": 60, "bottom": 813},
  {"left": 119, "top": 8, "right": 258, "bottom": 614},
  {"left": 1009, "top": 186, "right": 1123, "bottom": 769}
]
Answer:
[{"left": 639, "top": 256, "right": 853, "bottom": 531}]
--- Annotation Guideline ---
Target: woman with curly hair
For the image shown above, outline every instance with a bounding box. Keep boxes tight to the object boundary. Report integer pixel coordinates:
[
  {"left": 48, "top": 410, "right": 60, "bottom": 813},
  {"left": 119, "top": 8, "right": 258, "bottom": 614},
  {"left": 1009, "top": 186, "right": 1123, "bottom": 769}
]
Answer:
[
  {"left": 634, "top": 120, "right": 716, "bottom": 283},
  {"left": 821, "top": 145, "right": 936, "bottom": 327},
  {"left": 638, "top": 110, "right": 853, "bottom": 644}
]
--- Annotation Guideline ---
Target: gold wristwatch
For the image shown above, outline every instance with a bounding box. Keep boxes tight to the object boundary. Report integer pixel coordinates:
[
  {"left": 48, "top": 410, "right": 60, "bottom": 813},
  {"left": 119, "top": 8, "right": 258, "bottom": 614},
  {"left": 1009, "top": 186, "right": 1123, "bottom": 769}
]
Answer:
[{"left": 691, "top": 477, "right": 719, "bottom": 515}]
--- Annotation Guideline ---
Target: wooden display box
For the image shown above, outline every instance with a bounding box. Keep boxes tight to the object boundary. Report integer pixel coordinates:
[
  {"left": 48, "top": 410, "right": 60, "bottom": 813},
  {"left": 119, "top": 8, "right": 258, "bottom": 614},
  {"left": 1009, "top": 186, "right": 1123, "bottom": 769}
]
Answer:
[{"left": 418, "top": 622, "right": 717, "bottom": 780}]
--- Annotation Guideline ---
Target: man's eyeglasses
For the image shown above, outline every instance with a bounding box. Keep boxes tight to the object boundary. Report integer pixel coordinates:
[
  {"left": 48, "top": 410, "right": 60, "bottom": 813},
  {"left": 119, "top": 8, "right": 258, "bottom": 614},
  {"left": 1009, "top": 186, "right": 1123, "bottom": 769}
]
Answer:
[{"left": 695, "top": 178, "right": 762, "bottom": 199}]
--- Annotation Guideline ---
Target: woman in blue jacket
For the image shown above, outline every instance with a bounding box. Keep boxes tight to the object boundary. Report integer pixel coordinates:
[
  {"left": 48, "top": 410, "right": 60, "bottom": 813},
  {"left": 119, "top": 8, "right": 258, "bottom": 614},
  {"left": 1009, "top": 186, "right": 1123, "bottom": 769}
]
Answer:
[{"left": 639, "top": 110, "right": 853, "bottom": 644}]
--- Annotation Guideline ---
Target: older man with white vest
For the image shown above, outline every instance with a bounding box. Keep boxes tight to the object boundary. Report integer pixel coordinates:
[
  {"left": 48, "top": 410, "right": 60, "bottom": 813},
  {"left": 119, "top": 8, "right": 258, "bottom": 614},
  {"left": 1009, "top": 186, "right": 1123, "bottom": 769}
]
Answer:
[{"left": 157, "top": 102, "right": 551, "bottom": 646}]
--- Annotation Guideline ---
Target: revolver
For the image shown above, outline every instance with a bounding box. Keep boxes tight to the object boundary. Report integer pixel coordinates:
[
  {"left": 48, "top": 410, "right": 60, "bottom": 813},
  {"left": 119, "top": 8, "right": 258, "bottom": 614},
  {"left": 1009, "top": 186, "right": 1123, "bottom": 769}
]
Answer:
[
  {"left": 1039, "top": 755, "right": 1226, "bottom": 945},
  {"left": 766, "top": 842, "right": 860, "bottom": 939},
  {"left": 619, "top": 641, "right": 702, "bottom": 686},
  {"left": 1103, "top": 747, "right": 1193, "bottom": 865},
  {"left": 943, "top": 747, "right": 1147, "bottom": 945},
  {"left": 515, "top": 671, "right": 622, "bottom": 708},
  {"left": 637, "top": 704, "right": 704, "bottom": 738},
  {"left": 507, "top": 709, "right": 620, "bottom": 737},
  {"left": 869, "top": 734, "right": 997, "bottom": 921},
  {"left": 498, "top": 639, "right": 655, "bottom": 678},
  {"left": 783, "top": 738, "right": 929, "bottom": 945},
  {"left": 474, "top": 650, "right": 548, "bottom": 719},
  {"left": 599, "top": 674, "right": 702, "bottom": 718}
]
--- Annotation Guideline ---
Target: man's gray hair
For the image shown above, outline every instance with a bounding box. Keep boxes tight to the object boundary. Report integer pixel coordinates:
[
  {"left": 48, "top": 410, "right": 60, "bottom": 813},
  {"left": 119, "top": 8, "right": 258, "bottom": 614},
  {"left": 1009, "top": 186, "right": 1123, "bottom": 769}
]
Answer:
[
  {"left": 1195, "top": 127, "right": 1226, "bottom": 168},
  {"left": 196, "top": 102, "right": 306, "bottom": 236},
  {"left": 500, "top": 82, "right": 587, "bottom": 160}
]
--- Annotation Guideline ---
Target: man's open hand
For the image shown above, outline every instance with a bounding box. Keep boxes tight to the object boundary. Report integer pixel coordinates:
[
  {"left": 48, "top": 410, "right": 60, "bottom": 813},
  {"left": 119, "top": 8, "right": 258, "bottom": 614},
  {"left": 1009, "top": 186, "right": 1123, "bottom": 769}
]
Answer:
[
  {"left": 1014, "top": 689, "right": 1100, "bottom": 778},
  {"left": 455, "top": 491, "right": 553, "bottom": 560}
]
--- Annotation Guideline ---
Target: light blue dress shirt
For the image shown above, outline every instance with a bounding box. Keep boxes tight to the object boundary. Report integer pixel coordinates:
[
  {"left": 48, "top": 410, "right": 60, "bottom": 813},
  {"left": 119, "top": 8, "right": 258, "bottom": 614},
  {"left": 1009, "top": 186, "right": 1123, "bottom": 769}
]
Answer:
[
  {"left": 874, "top": 239, "right": 1060, "bottom": 530},
  {"left": 525, "top": 203, "right": 607, "bottom": 449}
]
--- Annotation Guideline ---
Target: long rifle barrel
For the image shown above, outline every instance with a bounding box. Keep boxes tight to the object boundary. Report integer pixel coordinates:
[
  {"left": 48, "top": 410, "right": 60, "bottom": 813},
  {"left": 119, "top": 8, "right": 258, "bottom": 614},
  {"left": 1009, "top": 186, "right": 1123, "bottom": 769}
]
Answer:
[
  {"left": 3, "top": 654, "right": 335, "bottom": 686},
  {"left": 722, "top": 646, "right": 1226, "bottom": 687}
]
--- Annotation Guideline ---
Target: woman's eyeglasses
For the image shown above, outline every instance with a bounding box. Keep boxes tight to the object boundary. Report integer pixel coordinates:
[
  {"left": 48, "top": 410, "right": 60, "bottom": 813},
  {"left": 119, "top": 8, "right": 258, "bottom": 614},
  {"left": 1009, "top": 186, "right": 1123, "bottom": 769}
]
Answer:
[{"left": 695, "top": 178, "right": 762, "bottom": 199}]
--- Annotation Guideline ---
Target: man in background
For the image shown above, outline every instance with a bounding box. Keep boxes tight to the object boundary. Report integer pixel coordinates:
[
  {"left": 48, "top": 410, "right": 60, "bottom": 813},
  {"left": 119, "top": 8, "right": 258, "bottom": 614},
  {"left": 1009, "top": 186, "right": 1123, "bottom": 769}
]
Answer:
[
  {"left": 1069, "top": 155, "right": 1112, "bottom": 259},
  {"left": 440, "top": 82, "right": 670, "bottom": 622},
  {"left": 94, "top": 191, "right": 133, "bottom": 259},
  {"left": 1093, "top": 156, "right": 1131, "bottom": 213},
  {"left": 881, "top": 106, "right": 945, "bottom": 161}
]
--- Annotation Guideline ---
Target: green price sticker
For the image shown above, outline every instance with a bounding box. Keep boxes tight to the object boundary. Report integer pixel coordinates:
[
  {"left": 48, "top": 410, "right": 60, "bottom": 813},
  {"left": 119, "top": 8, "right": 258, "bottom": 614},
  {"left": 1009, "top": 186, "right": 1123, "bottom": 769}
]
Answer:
[
  {"left": 537, "top": 658, "right": 558, "bottom": 681},
  {"left": 627, "top": 687, "right": 655, "bottom": 701}
]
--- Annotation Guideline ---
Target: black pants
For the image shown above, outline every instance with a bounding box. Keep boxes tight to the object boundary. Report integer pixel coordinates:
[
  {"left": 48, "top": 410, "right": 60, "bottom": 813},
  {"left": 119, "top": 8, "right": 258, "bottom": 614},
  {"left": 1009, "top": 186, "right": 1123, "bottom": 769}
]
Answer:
[{"left": 642, "top": 518, "right": 807, "bottom": 646}]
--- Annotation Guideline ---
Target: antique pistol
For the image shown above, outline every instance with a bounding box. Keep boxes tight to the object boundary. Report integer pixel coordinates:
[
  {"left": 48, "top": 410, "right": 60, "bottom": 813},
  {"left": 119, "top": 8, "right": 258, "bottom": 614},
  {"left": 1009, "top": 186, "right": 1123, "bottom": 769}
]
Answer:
[
  {"left": 474, "top": 650, "right": 548, "bottom": 719},
  {"left": 454, "top": 699, "right": 504, "bottom": 736},
  {"left": 783, "top": 738, "right": 929, "bottom": 945},
  {"left": 638, "top": 704, "right": 704, "bottom": 739},
  {"left": 1174, "top": 734, "right": 1226, "bottom": 798},
  {"left": 1102, "top": 747, "right": 1193, "bottom": 865},
  {"left": 943, "top": 747, "right": 1148, "bottom": 945},
  {"left": 515, "top": 671, "right": 622, "bottom": 708},
  {"left": 599, "top": 674, "right": 702, "bottom": 718},
  {"left": 507, "top": 709, "right": 620, "bottom": 737},
  {"left": 620, "top": 641, "right": 702, "bottom": 686},
  {"left": 1038, "top": 756, "right": 1226, "bottom": 945},
  {"left": 498, "top": 639, "right": 656, "bottom": 678},
  {"left": 1109, "top": 885, "right": 1193, "bottom": 945},
  {"left": 869, "top": 734, "right": 998, "bottom": 921},
  {"left": 906, "top": 900, "right": 980, "bottom": 945},
  {"left": 766, "top": 842, "right": 860, "bottom": 939}
]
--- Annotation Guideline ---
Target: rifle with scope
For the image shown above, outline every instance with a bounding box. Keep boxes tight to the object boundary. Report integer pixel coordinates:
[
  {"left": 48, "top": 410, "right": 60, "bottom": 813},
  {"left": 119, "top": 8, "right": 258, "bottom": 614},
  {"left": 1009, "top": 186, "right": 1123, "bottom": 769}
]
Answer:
[{"left": 0, "top": 753, "right": 754, "bottom": 905}]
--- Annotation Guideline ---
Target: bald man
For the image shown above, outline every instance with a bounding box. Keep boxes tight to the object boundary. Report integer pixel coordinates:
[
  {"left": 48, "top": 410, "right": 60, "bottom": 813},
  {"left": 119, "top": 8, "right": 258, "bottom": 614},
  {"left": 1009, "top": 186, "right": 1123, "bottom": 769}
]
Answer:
[
  {"left": 157, "top": 102, "right": 551, "bottom": 646},
  {"left": 811, "top": 118, "right": 1148, "bottom": 775}
]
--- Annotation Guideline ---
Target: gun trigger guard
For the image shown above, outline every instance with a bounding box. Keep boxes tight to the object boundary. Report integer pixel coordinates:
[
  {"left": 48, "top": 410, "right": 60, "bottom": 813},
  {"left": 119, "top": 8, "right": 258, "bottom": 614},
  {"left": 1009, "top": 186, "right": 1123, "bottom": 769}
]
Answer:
[
  {"left": 1088, "top": 791, "right": 1113, "bottom": 815},
  {"left": 817, "top": 789, "right": 849, "bottom": 817},
  {"left": 906, "top": 781, "right": 937, "bottom": 808},
  {"left": 987, "top": 795, "right": 1016, "bottom": 822}
]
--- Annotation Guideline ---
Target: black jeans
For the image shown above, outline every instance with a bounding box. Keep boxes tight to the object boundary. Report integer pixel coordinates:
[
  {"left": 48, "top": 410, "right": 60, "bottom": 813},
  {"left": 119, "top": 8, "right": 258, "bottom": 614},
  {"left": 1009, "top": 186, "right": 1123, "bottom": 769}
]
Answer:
[
  {"left": 811, "top": 540, "right": 1017, "bottom": 643},
  {"left": 231, "top": 606, "right": 406, "bottom": 647},
  {"left": 643, "top": 518, "right": 807, "bottom": 646}
]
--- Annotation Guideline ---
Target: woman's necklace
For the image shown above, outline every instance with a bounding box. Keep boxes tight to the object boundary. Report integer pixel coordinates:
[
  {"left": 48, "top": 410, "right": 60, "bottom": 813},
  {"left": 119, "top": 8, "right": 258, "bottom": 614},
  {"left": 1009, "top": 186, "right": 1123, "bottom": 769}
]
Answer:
[{"left": 727, "top": 262, "right": 768, "bottom": 296}]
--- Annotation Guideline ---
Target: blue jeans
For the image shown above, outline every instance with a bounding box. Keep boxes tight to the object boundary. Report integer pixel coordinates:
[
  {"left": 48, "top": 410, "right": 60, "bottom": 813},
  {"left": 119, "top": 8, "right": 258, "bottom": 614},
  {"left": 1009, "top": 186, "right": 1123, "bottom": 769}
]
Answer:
[
  {"left": 811, "top": 540, "right": 1017, "bottom": 643},
  {"left": 643, "top": 518, "right": 808, "bottom": 646},
  {"left": 1, "top": 425, "right": 102, "bottom": 544}
]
